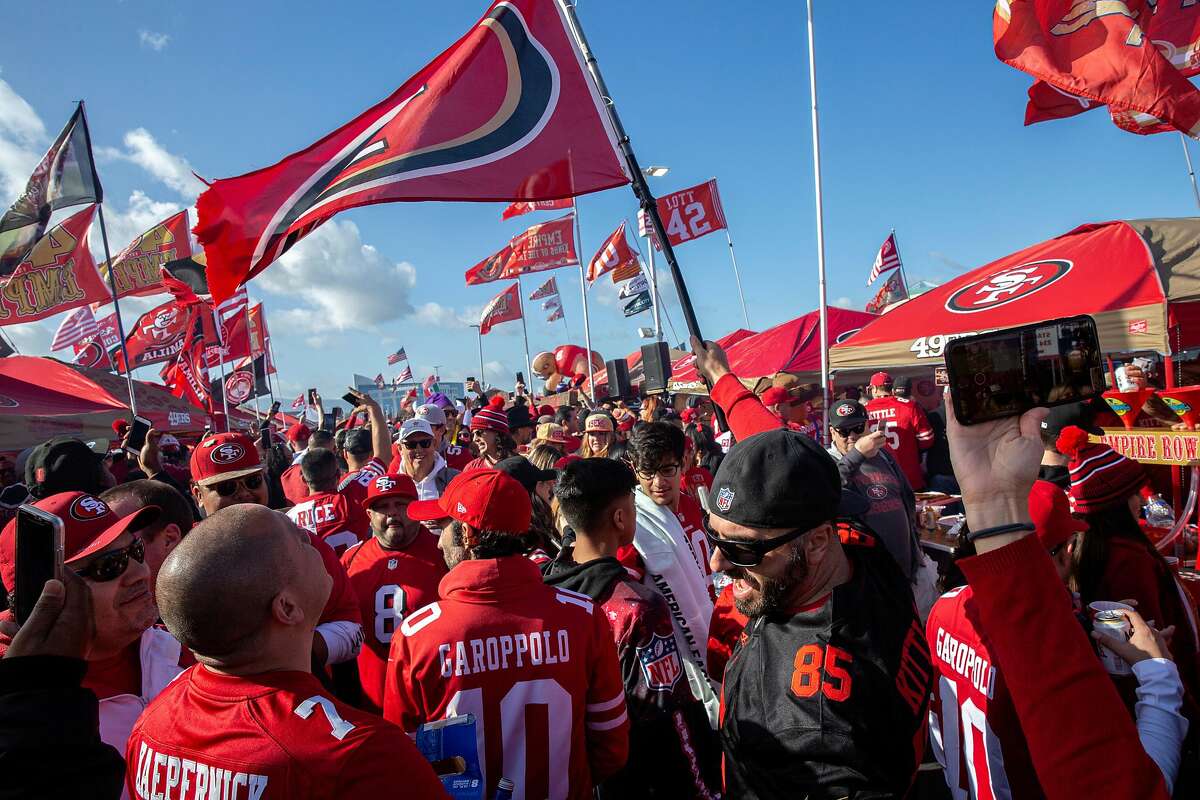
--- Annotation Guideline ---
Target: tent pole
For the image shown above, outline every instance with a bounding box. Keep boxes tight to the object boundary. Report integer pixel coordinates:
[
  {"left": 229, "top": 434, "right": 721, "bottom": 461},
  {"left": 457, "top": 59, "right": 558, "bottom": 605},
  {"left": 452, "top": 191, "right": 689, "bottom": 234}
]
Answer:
[
  {"left": 1180, "top": 134, "right": 1200, "bottom": 211},
  {"left": 804, "top": 0, "right": 831, "bottom": 443}
]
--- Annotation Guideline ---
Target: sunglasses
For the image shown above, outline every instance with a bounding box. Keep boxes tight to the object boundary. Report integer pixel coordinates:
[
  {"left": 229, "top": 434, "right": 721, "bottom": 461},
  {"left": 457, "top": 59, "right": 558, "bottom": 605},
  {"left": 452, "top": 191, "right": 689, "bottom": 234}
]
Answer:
[
  {"left": 75, "top": 537, "right": 144, "bottom": 583},
  {"left": 403, "top": 438, "right": 434, "bottom": 450},
  {"left": 834, "top": 423, "right": 866, "bottom": 437},
  {"left": 703, "top": 515, "right": 808, "bottom": 568},
  {"left": 210, "top": 473, "right": 264, "bottom": 497}
]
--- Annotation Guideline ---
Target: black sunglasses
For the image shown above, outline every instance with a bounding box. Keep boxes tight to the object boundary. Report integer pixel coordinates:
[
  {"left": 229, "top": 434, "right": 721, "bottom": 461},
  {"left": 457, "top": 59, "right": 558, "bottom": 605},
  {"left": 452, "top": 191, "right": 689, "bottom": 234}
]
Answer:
[
  {"left": 403, "top": 438, "right": 434, "bottom": 450},
  {"left": 75, "top": 538, "right": 144, "bottom": 583},
  {"left": 834, "top": 423, "right": 866, "bottom": 436},
  {"left": 211, "top": 473, "right": 264, "bottom": 497},
  {"left": 703, "top": 516, "right": 808, "bottom": 568}
]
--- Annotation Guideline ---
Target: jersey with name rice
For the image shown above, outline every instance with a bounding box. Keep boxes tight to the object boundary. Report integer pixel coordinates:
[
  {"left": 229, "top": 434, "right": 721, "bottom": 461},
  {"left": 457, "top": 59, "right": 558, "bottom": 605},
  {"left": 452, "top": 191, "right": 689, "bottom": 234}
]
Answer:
[
  {"left": 383, "top": 557, "right": 629, "bottom": 800},
  {"left": 286, "top": 492, "right": 370, "bottom": 555},
  {"left": 340, "top": 532, "right": 447, "bottom": 713},
  {"left": 866, "top": 396, "right": 935, "bottom": 490},
  {"left": 125, "top": 667, "right": 446, "bottom": 799}
]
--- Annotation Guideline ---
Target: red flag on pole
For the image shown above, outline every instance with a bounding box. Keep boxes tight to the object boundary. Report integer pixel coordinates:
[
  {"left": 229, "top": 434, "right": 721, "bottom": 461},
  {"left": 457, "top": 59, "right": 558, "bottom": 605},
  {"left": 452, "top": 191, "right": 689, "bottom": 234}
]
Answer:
[
  {"left": 479, "top": 282, "right": 522, "bottom": 335},
  {"left": 100, "top": 210, "right": 192, "bottom": 299},
  {"left": 587, "top": 221, "right": 639, "bottom": 283},
  {"left": 636, "top": 179, "right": 727, "bottom": 251},
  {"left": 865, "top": 270, "right": 908, "bottom": 315},
  {"left": 528, "top": 276, "right": 559, "bottom": 300},
  {"left": 501, "top": 198, "right": 574, "bottom": 220},
  {"left": 291, "top": 393, "right": 305, "bottom": 409},
  {"left": 994, "top": 0, "right": 1200, "bottom": 137},
  {"left": 51, "top": 306, "right": 99, "bottom": 351},
  {"left": 113, "top": 299, "right": 194, "bottom": 371},
  {"left": 465, "top": 214, "right": 578, "bottom": 285},
  {"left": 866, "top": 232, "right": 902, "bottom": 286},
  {"left": 195, "top": 0, "right": 629, "bottom": 304}
]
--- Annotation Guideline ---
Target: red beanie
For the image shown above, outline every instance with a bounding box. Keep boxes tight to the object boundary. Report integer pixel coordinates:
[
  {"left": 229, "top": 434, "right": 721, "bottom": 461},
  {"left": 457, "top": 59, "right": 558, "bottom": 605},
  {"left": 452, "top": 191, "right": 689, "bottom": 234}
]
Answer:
[
  {"left": 1057, "top": 425, "right": 1146, "bottom": 515},
  {"left": 470, "top": 395, "right": 510, "bottom": 433}
]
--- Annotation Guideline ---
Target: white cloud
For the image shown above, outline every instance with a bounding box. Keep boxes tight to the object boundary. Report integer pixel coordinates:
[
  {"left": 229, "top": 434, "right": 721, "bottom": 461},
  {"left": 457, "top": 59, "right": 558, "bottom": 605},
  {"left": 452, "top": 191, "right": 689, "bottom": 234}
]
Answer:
[
  {"left": 413, "top": 301, "right": 470, "bottom": 329},
  {"left": 0, "top": 78, "right": 46, "bottom": 203},
  {"left": 104, "top": 128, "right": 203, "bottom": 199},
  {"left": 834, "top": 296, "right": 852, "bottom": 308},
  {"left": 256, "top": 219, "right": 417, "bottom": 332},
  {"left": 138, "top": 30, "right": 170, "bottom": 51}
]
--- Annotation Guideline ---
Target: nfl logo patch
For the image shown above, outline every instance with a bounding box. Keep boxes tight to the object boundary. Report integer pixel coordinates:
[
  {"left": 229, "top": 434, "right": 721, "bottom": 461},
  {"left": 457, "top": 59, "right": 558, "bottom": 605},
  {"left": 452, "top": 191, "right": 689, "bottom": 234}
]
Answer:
[
  {"left": 387, "top": 558, "right": 398, "bottom": 570},
  {"left": 637, "top": 633, "right": 682, "bottom": 692},
  {"left": 716, "top": 486, "right": 735, "bottom": 512}
]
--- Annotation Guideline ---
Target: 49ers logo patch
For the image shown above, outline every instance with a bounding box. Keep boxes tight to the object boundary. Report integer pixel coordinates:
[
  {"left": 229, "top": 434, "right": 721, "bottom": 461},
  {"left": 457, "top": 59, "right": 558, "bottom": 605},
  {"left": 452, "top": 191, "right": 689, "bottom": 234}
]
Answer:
[
  {"left": 945, "top": 259, "right": 1071, "bottom": 314},
  {"left": 374, "top": 476, "right": 397, "bottom": 492},
  {"left": 211, "top": 443, "right": 246, "bottom": 464},
  {"left": 637, "top": 633, "right": 682, "bottom": 692},
  {"left": 70, "top": 494, "right": 110, "bottom": 521}
]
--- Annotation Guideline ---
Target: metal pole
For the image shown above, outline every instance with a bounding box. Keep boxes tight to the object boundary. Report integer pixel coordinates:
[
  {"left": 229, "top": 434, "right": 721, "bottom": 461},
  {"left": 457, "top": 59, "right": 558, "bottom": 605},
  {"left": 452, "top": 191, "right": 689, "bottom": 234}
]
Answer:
[
  {"left": 471, "top": 324, "right": 487, "bottom": 389},
  {"left": 1181, "top": 133, "right": 1200, "bottom": 211},
  {"left": 572, "top": 198, "right": 596, "bottom": 400},
  {"left": 725, "top": 230, "right": 751, "bottom": 329},
  {"left": 212, "top": 307, "right": 231, "bottom": 431},
  {"left": 515, "top": 278, "right": 533, "bottom": 384},
  {"left": 805, "top": 0, "right": 832, "bottom": 442},
  {"left": 646, "top": 236, "right": 663, "bottom": 341}
]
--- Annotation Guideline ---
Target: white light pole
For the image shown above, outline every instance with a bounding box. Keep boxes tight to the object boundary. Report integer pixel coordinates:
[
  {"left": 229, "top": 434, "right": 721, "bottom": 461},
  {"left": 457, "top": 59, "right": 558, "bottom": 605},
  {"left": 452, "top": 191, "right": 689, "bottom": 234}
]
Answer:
[{"left": 641, "top": 166, "right": 668, "bottom": 341}]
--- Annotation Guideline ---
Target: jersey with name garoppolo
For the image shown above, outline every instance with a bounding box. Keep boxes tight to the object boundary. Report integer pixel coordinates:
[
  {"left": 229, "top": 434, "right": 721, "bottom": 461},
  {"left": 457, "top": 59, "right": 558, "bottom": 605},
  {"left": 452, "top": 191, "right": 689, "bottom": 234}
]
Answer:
[
  {"left": 926, "top": 585, "right": 1042, "bottom": 800},
  {"left": 125, "top": 667, "right": 446, "bottom": 799},
  {"left": 340, "top": 532, "right": 447, "bottom": 713},
  {"left": 866, "top": 395, "right": 934, "bottom": 490},
  {"left": 384, "top": 556, "right": 629, "bottom": 800},
  {"left": 287, "top": 492, "right": 370, "bottom": 556}
]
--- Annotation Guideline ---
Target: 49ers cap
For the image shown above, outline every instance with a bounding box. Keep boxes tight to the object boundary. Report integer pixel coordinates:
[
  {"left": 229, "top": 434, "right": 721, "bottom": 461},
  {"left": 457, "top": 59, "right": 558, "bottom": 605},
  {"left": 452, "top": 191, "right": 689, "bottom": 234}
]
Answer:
[
  {"left": 189, "top": 432, "right": 263, "bottom": 487},
  {"left": 0, "top": 492, "right": 161, "bottom": 590},
  {"left": 829, "top": 400, "right": 867, "bottom": 430},
  {"left": 407, "top": 469, "right": 531, "bottom": 532},
  {"left": 708, "top": 429, "right": 868, "bottom": 530},
  {"left": 363, "top": 473, "right": 419, "bottom": 510}
]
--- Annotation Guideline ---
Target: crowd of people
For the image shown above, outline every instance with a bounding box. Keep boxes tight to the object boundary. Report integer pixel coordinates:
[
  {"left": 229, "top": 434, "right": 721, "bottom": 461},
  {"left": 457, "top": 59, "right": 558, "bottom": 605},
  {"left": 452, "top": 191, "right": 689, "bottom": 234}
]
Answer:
[{"left": 0, "top": 339, "right": 1197, "bottom": 799}]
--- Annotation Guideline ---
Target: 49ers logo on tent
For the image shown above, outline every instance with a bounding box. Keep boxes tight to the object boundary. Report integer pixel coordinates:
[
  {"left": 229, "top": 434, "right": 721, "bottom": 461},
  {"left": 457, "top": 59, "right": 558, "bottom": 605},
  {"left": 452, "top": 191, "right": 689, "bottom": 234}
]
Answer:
[{"left": 945, "top": 260, "right": 1072, "bottom": 314}]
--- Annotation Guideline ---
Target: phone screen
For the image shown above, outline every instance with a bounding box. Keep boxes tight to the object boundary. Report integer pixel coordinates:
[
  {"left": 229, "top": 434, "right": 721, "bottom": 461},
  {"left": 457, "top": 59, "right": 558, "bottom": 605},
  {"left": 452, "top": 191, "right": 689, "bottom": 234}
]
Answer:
[
  {"left": 268, "top": 401, "right": 281, "bottom": 416},
  {"left": 126, "top": 416, "right": 151, "bottom": 453},
  {"left": 307, "top": 389, "right": 317, "bottom": 405},
  {"left": 946, "top": 315, "right": 1105, "bottom": 425},
  {"left": 14, "top": 506, "right": 63, "bottom": 625}
]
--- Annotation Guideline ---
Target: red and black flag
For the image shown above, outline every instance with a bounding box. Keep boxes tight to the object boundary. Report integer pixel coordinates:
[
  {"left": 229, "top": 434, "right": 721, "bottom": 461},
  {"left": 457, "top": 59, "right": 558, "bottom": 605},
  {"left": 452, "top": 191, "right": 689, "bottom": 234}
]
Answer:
[{"left": 195, "top": 0, "right": 629, "bottom": 304}]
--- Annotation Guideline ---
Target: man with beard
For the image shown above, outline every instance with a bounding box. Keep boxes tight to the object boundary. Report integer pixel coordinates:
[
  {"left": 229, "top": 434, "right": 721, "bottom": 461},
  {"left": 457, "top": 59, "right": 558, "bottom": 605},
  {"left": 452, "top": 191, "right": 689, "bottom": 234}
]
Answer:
[
  {"left": 692, "top": 338, "right": 934, "bottom": 799},
  {"left": 340, "top": 473, "right": 446, "bottom": 713}
]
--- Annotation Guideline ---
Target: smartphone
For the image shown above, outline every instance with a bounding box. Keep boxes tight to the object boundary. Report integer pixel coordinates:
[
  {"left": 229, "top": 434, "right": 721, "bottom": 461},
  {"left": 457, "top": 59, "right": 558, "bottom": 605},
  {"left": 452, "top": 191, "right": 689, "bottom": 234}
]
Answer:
[
  {"left": 945, "top": 315, "right": 1105, "bottom": 426},
  {"left": 268, "top": 400, "right": 281, "bottom": 417},
  {"left": 125, "top": 415, "right": 152, "bottom": 453},
  {"left": 307, "top": 388, "right": 317, "bottom": 405},
  {"left": 516, "top": 371, "right": 525, "bottom": 386},
  {"left": 341, "top": 388, "right": 359, "bottom": 407},
  {"left": 259, "top": 426, "right": 273, "bottom": 451},
  {"left": 466, "top": 377, "right": 475, "bottom": 384},
  {"left": 14, "top": 505, "right": 65, "bottom": 625}
]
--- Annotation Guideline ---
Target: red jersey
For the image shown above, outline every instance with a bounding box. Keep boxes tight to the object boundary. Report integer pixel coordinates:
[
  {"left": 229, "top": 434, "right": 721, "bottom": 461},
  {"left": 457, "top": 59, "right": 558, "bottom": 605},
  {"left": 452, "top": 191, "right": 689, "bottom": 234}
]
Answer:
[
  {"left": 313, "top": 532, "right": 361, "bottom": 627},
  {"left": 280, "top": 463, "right": 309, "bottom": 506},
  {"left": 340, "top": 532, "right": 447, "bottom": 713},
  {"left": 125, "top": 666, "right": 446, "bottom": 799},
  {"left": 927, "top": 585, "right": 1042, "bottom": 800},
  {"left": 682, "top": 466, "right": 713, "bottom": 501},
  {"left": 287, "top": 492, "right": 370, "bottom": 556},
  {"left": 384, "top": 556, "right": 629, "bottom": 800},
  {"left": 336, "top": 457, "right": 387, "bottom": 510},
  {"left": 866, "top": 395, "right": 934, "bottom": 490}
]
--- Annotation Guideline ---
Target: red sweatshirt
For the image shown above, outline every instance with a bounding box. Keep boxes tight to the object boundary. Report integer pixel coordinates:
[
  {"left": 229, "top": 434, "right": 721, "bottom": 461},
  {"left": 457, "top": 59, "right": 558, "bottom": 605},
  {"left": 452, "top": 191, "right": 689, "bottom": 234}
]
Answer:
[{"left": 710, "top": 374, "right": 782, "bottom": 440}]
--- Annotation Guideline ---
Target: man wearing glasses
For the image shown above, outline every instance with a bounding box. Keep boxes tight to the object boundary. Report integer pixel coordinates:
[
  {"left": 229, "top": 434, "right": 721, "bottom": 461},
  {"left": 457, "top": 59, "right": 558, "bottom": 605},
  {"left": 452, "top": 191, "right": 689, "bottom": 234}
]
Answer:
[
  {"left": 0, "top": 491, "right": 186, "bottom": 775},
  {"left": 188, "top": 432, "right": 363, "bottom": 672},
  {"left": 396, "top": 418, "right": 460, "bottom": 500}
]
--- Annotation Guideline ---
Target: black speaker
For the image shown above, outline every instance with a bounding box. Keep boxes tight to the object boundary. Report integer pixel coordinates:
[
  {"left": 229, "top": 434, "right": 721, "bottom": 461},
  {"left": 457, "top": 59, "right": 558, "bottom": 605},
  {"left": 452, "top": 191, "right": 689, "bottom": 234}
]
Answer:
[
  {"left": 641, "top": 342, "right": 673, "bottom": 394},
  {"left": 605, "top": 358, "right": 632, "bottom": 399}
]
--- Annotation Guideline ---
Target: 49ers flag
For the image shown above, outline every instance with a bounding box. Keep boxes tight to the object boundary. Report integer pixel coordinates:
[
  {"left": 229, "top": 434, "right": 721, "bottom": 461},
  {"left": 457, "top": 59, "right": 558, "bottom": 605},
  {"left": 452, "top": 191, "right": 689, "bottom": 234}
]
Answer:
[
  {"left": 501, "top": 198, "right": 573, "bottom": 220},
  {"left": 995, "top": 0, "right": 1200, "bottom": 137},
  {"left": 113, "top": 299, "right": 193, "bottom": 371},
  {"left": 195, "top": 0, "right": 629, "bottom": 304},
  {"left": 465, "top": 213, "right": 578, "bottom": 285},
  {"left": 637, "top": 179, "right": 728, "bottom": 250},
  {"left": 587, "top": 221, "right": 639, "bottom": 283},
  {"left": 100, "top": 210, "right": 192, "bottom": 300},
  {"left": 480, "top": 282, "right": 522, "bottom": 335}
]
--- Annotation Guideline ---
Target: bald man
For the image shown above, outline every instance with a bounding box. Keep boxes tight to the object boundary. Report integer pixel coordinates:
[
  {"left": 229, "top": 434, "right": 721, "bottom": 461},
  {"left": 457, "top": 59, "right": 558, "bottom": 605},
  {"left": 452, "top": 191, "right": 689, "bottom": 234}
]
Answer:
[{"left": 125, "top": 505, "right": 446, "bottom": 798}]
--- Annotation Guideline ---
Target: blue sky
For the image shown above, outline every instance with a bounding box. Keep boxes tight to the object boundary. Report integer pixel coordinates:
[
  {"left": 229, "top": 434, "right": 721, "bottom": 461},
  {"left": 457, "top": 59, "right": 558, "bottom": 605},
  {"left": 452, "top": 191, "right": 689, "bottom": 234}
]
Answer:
[{"left": 2, "top": 1, "right": 1198, "bottom": 402}]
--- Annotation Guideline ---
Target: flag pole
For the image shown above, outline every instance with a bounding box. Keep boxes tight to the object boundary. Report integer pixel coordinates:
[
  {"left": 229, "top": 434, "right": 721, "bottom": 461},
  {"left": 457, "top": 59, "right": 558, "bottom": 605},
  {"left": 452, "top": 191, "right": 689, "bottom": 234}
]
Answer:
[
  {"left": 572, "top": 198, "right": 596, "bottom": 400},
  {"left": 516, "top": 277, "right": 533, "bottom": 385},
  {"left": 724, "top": 230, "right": 751, "bottom": 329},
  {"left": 645, "top": 234, "right": 663, "bottom": 341},
  {"left": 628, "top": 224, "right": 680, "bottom": 345},
  {"left": 891, "top": 228, "right": 910, "bottom": 296},
  {"left": 470, "top": 324, "right": 486, "bottom": 390},
  {"left": 77, "top": 102, "right": 138, "bottom": 417},
  {"left": 804, "top": 0, "right": 832, "bottom": 442},
  {"left": 212, "top": 307, "right": 232, "bottom": 431},
  {"left": 1180, "top": 133, "right": 1200, "bottom": 210}
]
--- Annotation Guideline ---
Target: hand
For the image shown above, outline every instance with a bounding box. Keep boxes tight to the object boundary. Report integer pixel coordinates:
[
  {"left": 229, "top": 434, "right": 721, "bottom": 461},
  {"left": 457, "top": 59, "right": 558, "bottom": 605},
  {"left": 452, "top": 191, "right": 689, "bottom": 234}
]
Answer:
[
  {"left": 138, "top": 428, "right": 163, "bottom": 475},
  {"left": 311, "top": 391, "right": 322, "bottom": 406},
  {"left": 944, "top": 390, "right": 1046, "bottom": 536},
  {"left": 690, "top": 336, "right": 731, "bottom": 386},
  {"left": 466, "top": 379, "right": 482, "bottom": 395},
  {"left": 853, "top": 430, "right": 887, "bottom": 459},
  {"left": 1, "top": 570, "right": 94, "bottom": 659},
  {"left": 1092, "top": 609, "right": 1174, "bottom": 665}
]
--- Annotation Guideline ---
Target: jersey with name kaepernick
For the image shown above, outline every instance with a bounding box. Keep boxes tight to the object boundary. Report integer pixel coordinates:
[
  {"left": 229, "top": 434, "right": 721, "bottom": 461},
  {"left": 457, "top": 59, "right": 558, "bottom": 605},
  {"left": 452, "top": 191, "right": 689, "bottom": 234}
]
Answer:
[
  {"left": 287, "top": 492, "right": 370, "bottom": 556},
  {"left": 340, "top": 531, "right": 447, "bottom": 713},
  {"left": 926, "top": 585, "right": 1042, "bottom": 800},
  {"left": 721, "top": 539, "right": 934, "bottom": 799},
  {"left": 384, "top": 556, "right": 630, "bottom": 800},
  {"left": 125, "top": 667, "right": 447, "bottom": 799},
  {"left": 865, "top": 395, "right": 935, "bottom": 491}
]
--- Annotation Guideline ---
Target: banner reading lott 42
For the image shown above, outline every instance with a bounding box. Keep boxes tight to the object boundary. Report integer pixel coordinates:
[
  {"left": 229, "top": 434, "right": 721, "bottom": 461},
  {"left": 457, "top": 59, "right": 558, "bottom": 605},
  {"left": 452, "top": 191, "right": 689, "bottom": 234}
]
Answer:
[{"left": 638, "top": 179, "right": 728, "bottom": 250}]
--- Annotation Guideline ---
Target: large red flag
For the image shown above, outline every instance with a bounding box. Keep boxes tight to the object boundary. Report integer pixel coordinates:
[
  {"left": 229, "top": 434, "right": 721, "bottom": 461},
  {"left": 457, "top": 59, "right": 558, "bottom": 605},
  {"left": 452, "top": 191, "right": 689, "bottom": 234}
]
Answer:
[
  {"left": 100, "top": 210, "right": 192, "bottom": 300},
  {"left": 587, "top": 221, "right": 639, "bottom": 283},
  {"left": 480, "top": 282, "right": 522, "bottom": 335},
  {"left": 501, "top": 198, "right": 573, "bottom": 220},
  {"left": 465, "top": 213, "right": 578, "bottom": 285},
  {"left": 0, "top": 205, "right": 111, "bottom": 326},
  {"left": 995, "top": 0, "right": 1200, "bottom": 137},
  {"left": 637, "top": 179, "right": 728, "bottom": 251},
  {"left": 195, "top": 0, "right": 628, "bottom": 304},
  {"left": 166, "top": 311, "right": 212, "bottom": 410},
  {"left": 113, "top": 299, "right": 194, "bottom": 371}
]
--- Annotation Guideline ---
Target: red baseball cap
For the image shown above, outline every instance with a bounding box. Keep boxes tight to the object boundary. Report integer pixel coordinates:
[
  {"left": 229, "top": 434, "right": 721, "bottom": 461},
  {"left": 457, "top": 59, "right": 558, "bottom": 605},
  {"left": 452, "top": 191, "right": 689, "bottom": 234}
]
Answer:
[
  {"left": 761, "top": 387, "right": 790, "bottom": 407},
  {"left": 363, "top": 472, "right": 419, "bottom": 510},
  {"left": 189, "top": 432, "right": 263, "bottom": 487},
  {"left": 869, "top": 372, "right": 893, "bottom": 387},
  {"left": 0, "top": 492, "right": 160, "bottom": 590},
  {"left": 407, "top": 469, "right": 531, "bottom": 532},
  {"left": 1029, "top": 479, "right": 1087, "bottom": 551},
  {"left": 287, "top": 423, "right": 312, "bottom": 444}
]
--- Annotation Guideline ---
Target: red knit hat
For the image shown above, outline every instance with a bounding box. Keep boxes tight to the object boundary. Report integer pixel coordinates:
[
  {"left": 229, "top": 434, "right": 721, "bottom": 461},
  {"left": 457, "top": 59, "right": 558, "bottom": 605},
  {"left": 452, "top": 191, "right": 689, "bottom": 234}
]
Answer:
[
  {"left": 470, "top": 395, "right": 510, "bottom": 434},
  {"left": 1056, "top": 426, "right": 1146, "bottom": 515}
]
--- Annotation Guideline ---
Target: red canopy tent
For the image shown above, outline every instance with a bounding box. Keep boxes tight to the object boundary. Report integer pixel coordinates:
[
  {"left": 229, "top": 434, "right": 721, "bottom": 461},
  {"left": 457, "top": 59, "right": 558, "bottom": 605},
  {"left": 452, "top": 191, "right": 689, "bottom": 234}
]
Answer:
[
  {"left": 64, "top": 362, "right": 212, "bottom": 434},
  {"left": 0, "top": 357, "right": 128, "bottom": 450},
  {"left": 671, "top": 310, "right": 875, "bottom": 392},
  {"left": 830, "top": 219, "right": 1200, "bottom": 372}
]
